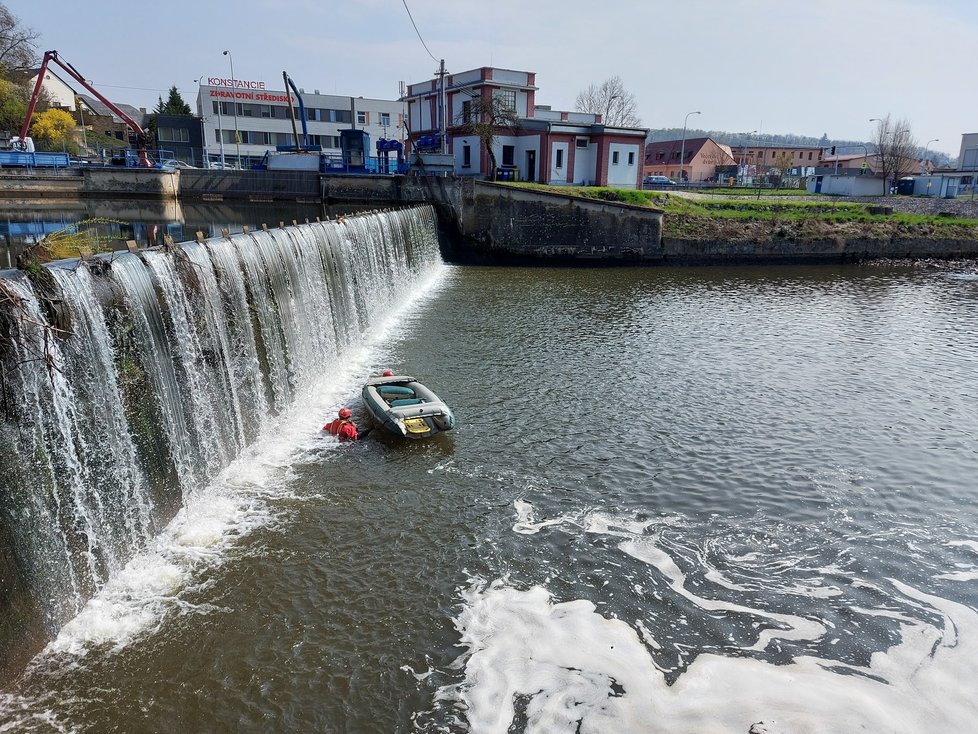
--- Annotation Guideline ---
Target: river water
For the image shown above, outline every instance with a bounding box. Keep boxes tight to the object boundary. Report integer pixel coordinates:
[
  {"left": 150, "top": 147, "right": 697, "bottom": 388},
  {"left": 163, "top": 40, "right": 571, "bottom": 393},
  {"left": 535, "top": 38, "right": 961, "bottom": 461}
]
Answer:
[{"left": 2, "top": 259, "right": 978, "bottom": 732}]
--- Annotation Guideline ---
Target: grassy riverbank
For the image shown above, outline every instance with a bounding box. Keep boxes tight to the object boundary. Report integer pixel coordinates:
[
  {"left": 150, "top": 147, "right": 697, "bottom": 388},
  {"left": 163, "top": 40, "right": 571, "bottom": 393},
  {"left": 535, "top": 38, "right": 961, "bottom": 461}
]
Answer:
[{"left": 507, "top": 182, "right": 978, "bottom": 243}]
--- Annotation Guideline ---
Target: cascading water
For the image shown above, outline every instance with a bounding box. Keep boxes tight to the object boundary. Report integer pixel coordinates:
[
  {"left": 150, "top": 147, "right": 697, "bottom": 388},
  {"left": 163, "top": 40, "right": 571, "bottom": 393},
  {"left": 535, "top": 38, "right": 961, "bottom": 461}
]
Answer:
[{"left": 0, "top": 206, "right": 442, "bottom": 673}]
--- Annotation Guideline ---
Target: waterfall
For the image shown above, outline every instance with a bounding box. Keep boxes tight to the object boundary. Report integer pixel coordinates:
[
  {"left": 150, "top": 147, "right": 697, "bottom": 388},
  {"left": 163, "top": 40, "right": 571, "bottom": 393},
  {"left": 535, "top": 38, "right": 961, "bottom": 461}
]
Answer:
[{"left": 0, "top": 206, "right": 442, "bottom": 663}]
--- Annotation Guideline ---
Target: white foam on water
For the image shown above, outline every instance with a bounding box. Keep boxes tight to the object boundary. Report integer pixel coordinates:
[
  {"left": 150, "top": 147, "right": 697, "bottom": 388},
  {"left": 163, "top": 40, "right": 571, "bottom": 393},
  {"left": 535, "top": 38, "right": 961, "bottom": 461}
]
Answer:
[
  {"left": 935, "top": 540, "right": 978, "bottom": 581},
  {"left": 512, "top": 499, "right": 580, "bottom": 535},
  {"left": 440, "top": 502, "right": 978, "bottom": 733}
]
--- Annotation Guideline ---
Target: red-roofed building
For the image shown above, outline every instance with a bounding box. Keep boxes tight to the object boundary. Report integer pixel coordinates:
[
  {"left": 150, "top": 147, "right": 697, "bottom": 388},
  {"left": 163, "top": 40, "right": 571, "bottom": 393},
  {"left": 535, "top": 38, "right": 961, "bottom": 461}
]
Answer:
[
  {"left": 403, "top": 67, "right": 648, "bottom": 188},
  {"left": 643, "top": 137, "right": 735, "bottom": 183}
]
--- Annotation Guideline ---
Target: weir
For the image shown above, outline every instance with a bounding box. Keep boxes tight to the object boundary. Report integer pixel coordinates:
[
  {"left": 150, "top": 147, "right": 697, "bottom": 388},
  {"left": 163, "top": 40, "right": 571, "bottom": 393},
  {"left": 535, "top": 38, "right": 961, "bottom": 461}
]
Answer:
[{"left": 0, "top": 206, "right": 442, "bottom": 678}]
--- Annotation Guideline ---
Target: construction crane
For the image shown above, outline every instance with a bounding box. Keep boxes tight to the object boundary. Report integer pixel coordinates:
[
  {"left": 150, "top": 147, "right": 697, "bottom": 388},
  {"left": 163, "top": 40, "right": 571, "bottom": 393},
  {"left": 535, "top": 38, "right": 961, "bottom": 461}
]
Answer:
[{"left": 20, "top": 50, "right": 153, "bottom": 166}]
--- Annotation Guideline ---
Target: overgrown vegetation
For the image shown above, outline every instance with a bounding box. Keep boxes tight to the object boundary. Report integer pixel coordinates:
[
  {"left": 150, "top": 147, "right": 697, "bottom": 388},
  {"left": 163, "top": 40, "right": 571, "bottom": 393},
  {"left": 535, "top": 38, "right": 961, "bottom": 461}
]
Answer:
[
  {"left": 505, "top": 182, "right": 978, "bottom": 242},
  {"left": 24, "top": 219, "right": 127, "bottom": 262}
]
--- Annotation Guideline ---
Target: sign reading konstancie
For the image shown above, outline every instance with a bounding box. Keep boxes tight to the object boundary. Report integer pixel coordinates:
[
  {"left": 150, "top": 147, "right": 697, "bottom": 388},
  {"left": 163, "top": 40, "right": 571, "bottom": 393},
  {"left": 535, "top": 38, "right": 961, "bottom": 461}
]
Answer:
[{"left": 207, "top": 77, "right": 266, "bottom": 90}]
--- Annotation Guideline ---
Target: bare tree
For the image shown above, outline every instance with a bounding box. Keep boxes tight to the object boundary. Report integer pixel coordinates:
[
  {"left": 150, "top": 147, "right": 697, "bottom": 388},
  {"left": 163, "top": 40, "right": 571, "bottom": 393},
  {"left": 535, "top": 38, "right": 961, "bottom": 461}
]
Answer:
[
  {"left": 771, "top": 151, "right": 796, "bottom": 188},
  {"left": 872, "top": 114, "right": 918, "bottom": 193},
  {"left": 454, "top": 91, "right": 520, "bottom": 181},
  {"left": 575, "top": 76, "right": 641, "bottom": 127},
  {"left": 0, "top": 4, "right": 39, "bottom": 75}
]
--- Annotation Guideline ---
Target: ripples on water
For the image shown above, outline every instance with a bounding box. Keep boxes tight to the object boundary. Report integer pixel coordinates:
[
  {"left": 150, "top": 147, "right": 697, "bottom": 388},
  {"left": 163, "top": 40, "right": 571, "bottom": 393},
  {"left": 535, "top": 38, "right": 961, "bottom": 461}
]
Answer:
[{"left": 3, "top": 261, "right": 978, "bottom": 733}]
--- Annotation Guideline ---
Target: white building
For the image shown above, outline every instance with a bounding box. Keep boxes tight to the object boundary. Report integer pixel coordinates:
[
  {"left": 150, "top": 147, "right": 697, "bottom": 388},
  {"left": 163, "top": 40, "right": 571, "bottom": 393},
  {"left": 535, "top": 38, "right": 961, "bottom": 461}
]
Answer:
[
  {"left": 403, "top": 67, "right": 647, "bottom": 188},
  {"left": 27, "top": 66, "right": 77, "bottom": 111},
  {"left": 195, "top": 76, "right": 405, "bottom": 168}
]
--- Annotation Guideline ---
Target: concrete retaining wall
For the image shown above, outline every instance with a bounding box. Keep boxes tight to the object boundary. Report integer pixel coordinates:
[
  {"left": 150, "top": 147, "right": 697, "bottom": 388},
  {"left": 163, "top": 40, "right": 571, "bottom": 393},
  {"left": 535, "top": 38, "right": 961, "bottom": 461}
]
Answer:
[
  {"left": 81, "top": 168, "right": 179, "bottom": 198},
  {"left": 459, "top": 181, "right": 664, "bottom": 262},
  {"left": 0, "top": 171, "right": 84, "bottom": 200},
  {"left": 0, "top": 169, "right": 178, "bottom": 201},
  {"left": 661, "top": 236, "right": 978, "bottom": 263}
]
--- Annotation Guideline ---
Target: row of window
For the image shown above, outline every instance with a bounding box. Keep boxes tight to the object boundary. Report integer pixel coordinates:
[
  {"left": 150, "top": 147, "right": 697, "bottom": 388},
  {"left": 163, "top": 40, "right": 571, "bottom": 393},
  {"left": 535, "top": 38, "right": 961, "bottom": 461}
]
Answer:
[
  {"left": 214, "top": 129, "right": 342, "bottom": 148},
  {"left": 211, "top": 101, "right": 393, "bottom": 127},
  {"left": 158, "top": 127, "right": 189, "bottom": 143},
  {"left": 459, "top": 142, "right": 630, "bottom": 170},
  {"left": 610, "top": 151, "right": 636, "bottom": 166},
  {"left": 743, "top": 150, "right": 819, "bottom": 160},
  {"left": 654, "top": 149, "right": 820, "bottom": 162}
]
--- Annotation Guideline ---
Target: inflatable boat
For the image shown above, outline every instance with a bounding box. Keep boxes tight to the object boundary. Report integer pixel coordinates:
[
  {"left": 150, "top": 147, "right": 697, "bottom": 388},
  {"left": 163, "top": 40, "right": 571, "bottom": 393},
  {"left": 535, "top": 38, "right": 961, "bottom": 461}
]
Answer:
[{"left": 361, "top": 375, "right": 456, "bottom": 439}]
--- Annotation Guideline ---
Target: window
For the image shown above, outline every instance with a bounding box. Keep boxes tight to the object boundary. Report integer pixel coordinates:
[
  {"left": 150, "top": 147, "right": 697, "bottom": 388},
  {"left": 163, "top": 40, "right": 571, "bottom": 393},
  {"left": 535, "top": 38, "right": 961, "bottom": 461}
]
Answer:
[
  {"left": 502, "top": 145, "right": 515, "bottom": 166},
  {"left": 612, "top": 151, "right": 620, "bottom": 165},
  {"left": 357, "top": 111, "right": 367, "bottom": 125},
  {"left": 157, "top": 127, "right": 189, "bottom": 143},
  {"left": 628, "top": 151, "right": 635, "bottom": 165},
  {"left": 808, "top": 152, "right": 813, "bottom": 160},
  {"left": 380, "top": 112, "right": 390, "bottom": 126},
  {"left": 462, "top": 144, "right": 471, "bottom": 167},
  {"left": 462, "top": 100, "right": 472, "bottom": 123},
  {"left": 555, "top": 148, "right": 563, "bottom": 169},
  {"left": 495, "top": 89, "right": 516, "bottom": 112},
  {"left": 576, "top": 137, "right": 589, "bottom": 149}
]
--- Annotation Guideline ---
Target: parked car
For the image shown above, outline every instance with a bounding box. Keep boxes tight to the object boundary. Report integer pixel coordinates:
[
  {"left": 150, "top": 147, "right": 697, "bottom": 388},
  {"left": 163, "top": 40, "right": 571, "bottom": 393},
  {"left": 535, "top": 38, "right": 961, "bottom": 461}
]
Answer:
[
  {"left": 160, "top": 159, "right": 197, "bottom": 170},
  {"left": 643, "top": 175, "right": 677, "bottom": 187},
  {"left": 207, "top": 161, "right": 239, "bottom": 170}
]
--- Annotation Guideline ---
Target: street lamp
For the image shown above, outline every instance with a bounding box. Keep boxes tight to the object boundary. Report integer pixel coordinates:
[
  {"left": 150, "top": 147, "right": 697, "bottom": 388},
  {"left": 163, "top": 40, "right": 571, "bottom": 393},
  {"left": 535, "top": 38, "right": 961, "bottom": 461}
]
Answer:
[
  {"left": 923, "top": 138, "right": 938, "bottom": 172},
  {"left": 223, "top": 50, "right": 240, "bottom": 166},
  {"left": 679, "top": 110, "right": 700, "bottom": 185},
  {"left": 76, "top": 96, "right": 88, "bottom": 152},
  {"left": 194, "top": 75, "right": 214, "bottom": 167}
]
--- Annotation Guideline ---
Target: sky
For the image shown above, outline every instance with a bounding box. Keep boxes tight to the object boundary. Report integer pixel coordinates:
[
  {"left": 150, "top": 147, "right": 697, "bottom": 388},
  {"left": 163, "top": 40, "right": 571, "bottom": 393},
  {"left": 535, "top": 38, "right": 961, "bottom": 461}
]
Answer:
[{"left": 15, "top": 0, "right": 978, "bottom": 158}]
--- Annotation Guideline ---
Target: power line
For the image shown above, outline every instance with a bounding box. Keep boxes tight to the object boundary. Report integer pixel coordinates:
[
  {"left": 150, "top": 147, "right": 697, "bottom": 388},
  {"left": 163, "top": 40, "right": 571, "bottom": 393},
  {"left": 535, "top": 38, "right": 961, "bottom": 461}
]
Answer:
[{"left": 402, "top": 0, "right": 438, "bottom": 63}]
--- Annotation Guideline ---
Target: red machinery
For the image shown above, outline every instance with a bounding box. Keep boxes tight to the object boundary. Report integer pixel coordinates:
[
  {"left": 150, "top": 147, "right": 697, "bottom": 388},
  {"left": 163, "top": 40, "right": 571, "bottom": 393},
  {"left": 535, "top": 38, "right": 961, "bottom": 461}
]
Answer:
[{"left": 22, "top": 50, "right": 152, "bottom": 167}]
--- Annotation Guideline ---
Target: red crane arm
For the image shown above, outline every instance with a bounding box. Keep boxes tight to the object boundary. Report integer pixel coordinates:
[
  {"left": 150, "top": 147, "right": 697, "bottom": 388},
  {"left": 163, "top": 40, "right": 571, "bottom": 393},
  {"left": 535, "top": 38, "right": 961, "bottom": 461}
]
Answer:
[{"left": 22, "top": 50, "right": 151, "bottom": 165}]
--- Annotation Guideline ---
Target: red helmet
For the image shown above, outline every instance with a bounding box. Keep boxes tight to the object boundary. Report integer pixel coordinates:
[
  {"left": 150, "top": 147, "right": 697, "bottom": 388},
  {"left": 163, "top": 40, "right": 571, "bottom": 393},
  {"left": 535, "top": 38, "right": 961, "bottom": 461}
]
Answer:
[
  {"left": 338, "top": 407, "right": 352, "bottom": 419},
  {"left": 382, "top": 369, "right": 394, "bottom": 377}
]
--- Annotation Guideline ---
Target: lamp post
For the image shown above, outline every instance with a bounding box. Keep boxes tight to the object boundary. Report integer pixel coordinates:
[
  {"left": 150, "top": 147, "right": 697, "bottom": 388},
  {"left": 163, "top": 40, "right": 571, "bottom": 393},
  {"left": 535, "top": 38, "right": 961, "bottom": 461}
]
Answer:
[
  {"left": 76, "top": 96, "right": 88, "bottom": 152},
  {"left": 923, "top": 138, "right": 938, "bottom": 173},
  {"left": 678, "top": 110, "right": 700, "bottom": 185},
  {"left": 194, "top": 76, "right": 213, "bottom": 167},
  {"left": 604, "top": 94, "right": 620, "bottom": 125},
  {"left": 223, "top": 50, "right": 240, "bottom": 166}
]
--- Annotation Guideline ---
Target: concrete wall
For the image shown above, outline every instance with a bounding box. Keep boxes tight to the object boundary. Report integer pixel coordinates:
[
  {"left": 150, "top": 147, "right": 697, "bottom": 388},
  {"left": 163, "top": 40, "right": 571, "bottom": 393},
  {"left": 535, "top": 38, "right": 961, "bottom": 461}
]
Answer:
[
  {"left": 460, "top": 180, "right": 663, "bottom": 262},
  {"left": 318, "top": 176, "right": 666, "bottom": 262},
  {"left": 661, "top": 236, "right": 978, "bottom": 264},
  {"left": 0, "top": 172, "right": 84, "bottom": 200},
  {"left": 0, "top": 169, "right": 178, "bottom": 201},
  {"left": 81, "top": 168, "right": 179, "bottom": 198}
]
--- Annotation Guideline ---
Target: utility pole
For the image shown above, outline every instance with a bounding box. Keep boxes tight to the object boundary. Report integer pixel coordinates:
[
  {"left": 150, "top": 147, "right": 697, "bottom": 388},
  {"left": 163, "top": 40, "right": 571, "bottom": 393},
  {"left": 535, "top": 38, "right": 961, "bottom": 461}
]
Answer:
[{"left": 438, "top": 59, "right": 447, "bottom": 155}]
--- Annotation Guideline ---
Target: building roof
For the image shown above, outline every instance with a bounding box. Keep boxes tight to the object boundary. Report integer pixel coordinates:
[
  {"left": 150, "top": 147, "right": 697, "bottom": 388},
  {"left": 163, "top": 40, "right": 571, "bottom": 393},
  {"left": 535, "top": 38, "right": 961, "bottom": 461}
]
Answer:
[
  {"left": 77, "top": 94, "right": 148, "bottom": 127},
  {"left": 644, "top": 136, "right": 714, "bottom": 164}
]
